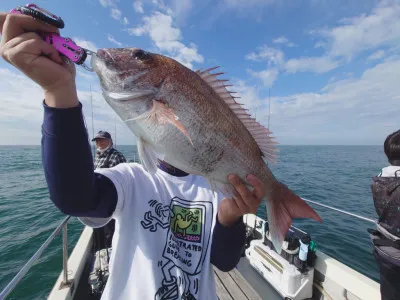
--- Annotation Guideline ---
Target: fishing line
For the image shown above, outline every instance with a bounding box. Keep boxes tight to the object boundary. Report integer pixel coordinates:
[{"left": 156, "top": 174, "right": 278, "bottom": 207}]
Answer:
[{"left": 302, "top": 197, "right": 376, "bottom": 223}]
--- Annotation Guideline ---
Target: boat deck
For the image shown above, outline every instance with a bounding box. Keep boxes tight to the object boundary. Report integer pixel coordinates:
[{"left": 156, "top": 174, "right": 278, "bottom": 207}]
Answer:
[{"left": 213, "top": 266, "right": 263, "bottom": 300}]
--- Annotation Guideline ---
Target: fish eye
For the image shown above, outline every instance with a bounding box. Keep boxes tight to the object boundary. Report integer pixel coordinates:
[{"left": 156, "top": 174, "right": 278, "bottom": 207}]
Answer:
[{"left": 133, "top": 49, "right": 148, "bottom": 61}]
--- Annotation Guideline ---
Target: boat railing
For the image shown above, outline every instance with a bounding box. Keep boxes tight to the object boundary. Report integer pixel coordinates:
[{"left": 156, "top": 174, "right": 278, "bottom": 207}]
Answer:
[{"left": 0, "top": 216, "right": 72, "bottom": 300}]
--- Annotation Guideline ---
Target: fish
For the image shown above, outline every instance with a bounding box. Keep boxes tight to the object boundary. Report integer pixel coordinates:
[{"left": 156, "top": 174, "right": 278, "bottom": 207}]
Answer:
[{"left": 90, "top": 47, "right": 322, "bottom": 252}]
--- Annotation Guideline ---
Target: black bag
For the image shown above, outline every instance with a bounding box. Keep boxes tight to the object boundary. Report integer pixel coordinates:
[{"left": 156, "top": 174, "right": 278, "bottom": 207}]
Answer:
[{"left": 371, "top": 171, "right": 400, "bottom": 238}]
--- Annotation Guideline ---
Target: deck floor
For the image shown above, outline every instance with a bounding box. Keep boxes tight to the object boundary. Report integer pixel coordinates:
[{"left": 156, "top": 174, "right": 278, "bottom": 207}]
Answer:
[{"left": 213, "top": 266, "right": 263, "bottom": 300}]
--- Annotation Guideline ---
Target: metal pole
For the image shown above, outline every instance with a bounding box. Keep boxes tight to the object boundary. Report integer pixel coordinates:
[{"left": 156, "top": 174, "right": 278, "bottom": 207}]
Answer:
[
  {"left": 267, "top": 88, "right": 271, "bottom": 130},
  {"left": 0, "top": 216, "right": 71, "bottom": 300},
  {"left": 62, "top": 223, "right": 68, "bottom": 284},
  {"left": 302, "top": 197, "right": 376, "bottom": 224}
]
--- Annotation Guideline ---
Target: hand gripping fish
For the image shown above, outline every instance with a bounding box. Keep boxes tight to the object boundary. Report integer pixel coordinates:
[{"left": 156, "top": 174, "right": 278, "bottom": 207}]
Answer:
[{"left": 91, "top": 48, "right": 322, "bottom": 252}]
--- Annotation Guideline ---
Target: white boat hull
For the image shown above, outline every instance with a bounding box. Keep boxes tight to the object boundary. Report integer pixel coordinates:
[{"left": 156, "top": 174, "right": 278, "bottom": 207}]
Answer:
[{"left": 241, "top": 214, "right": 380, "bottom": 300}]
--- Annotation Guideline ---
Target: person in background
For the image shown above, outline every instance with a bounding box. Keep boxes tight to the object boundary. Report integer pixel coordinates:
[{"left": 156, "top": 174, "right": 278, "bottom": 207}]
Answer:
[
  {"left": 92, "top": 130, "right": 126, "bottom": 250},
  {"left": 92, "top": 130, "right": 126, "bottom": 169},
  {"left": 370, "top": 129, "right": 400, "bottom": 300}
]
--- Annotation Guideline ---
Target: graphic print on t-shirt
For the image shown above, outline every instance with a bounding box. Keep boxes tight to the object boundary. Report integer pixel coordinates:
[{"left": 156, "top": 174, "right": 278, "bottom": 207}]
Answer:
[{"left": 141, "top": 197, "right": 213, "bottom": 300}]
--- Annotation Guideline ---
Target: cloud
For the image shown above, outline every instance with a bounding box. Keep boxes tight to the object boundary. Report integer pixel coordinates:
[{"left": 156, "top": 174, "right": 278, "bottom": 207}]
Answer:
[
  {"left": 76, "top": 69, "right": 97, "bottom": 81},
  {"left": 367, "top": 50, "right": 386, "bottom": 61},
  {"left": 122, "top": 17, "right": 130, "bottom": 25},
  {"left": 223, "top": 0, "right": 276, "bottom": 9},
  {"left": 99, "top": 0, "right": 129, "bottom": 24},
  {"left": 133, "top": 1, "right": 144, "bottom": 13},
  {"left": 127, "top": 12, "right": 180, "bottom": 50},
  {"left": 232, "top": 80, "right": 264, "bottom": 113},
  {"left": 315, "top": 1, "right": 400, "bottom": 60},
  {"left": 272, "top": 36, "right": 288, "bottom": 44},
  {"left": 149, "top": 0, "right": 200, "bottom": 25},
  {"left": 0, "top": 66, "right": 137, "bottom": 145},
  {"left": 245, "top": 45, "right": 285, "bottom": 86},
  {"left": 107, "top": 34, "right": 124, "bottom": 47},
  {"left": 77, "top": 90, "right": 137, "bottom": 145},
  {"left": 151, "top": 0, "right": 173, "bottom": 14},
  {"left": 246, "top": 45, "right": 284, "bottom": 66},
  {"left": 169, "top": 0, "right": 194, "bottom": 24},
  {"left": 272, "top": 36, "right": 296, "bottom": 47},
  {"left": 1, "top": 53, "right": 399, "bottom": 145},
  {"left": 246, "top": 44, "right": 338, "bottom": 83},
  {"left": 127, "top": 12, "right": 204, "bottom": 68},
  {"left": 248, "top": 69, "right": 279, "bottom": 87},
  {"left": 0, "top": 68, "right": 44, "bottom": 122},
  {"left": 99, "top": 0, "right": 113, "bottom": 7},
  {"left": 285, "top": 56, "right": 339, "bottom": 73},
  {"left": 73, "top": 37, "right": 97, "bottom": 52},
  {"left": 249, "top": 58, "right": 400, "bottom": 144},
  {"left": 247, "top": 1, "right": 400, "bottom": 86},
  {"left": 111, "top": 8, "right": 122, "bottom": 20}
]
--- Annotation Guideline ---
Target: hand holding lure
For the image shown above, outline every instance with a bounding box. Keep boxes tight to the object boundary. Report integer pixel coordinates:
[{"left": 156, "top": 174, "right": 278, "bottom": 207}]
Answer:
[{"left": 10, "top": 3, "right": 96, "bottom": 71}]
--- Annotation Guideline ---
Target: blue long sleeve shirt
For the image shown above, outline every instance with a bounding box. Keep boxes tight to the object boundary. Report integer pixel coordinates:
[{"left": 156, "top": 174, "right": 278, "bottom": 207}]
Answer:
[{"left": 41, "top": 101, "right": 246, "bottom": 272}]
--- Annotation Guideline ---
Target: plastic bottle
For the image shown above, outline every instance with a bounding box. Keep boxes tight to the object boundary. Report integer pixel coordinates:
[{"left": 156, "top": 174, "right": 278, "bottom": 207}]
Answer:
[{"left": 298, "top": 236, "right": 311, "bottom": 272}]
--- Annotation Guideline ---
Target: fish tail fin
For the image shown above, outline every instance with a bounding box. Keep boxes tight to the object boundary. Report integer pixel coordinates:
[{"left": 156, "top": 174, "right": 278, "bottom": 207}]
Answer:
[{"left": 266, "top": 181, "right": 322, "bottom": 253}]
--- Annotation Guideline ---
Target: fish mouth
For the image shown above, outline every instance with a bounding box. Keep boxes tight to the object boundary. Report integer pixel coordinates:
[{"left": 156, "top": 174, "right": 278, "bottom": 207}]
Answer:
[
  {"left": 91, "top": 51, "right": 112, "bottom": 73},
  {"left": 91, "top": 51, "right": 155, "bottom": 100},
  {"left": 90, "top": 49, "right": 123, "bottom": 74},
  {"left": 97, "top": 49, "right": 112, "bottom": 60},
  {"left": 93, "top": 49, "right": 116, "bottom": 66}
]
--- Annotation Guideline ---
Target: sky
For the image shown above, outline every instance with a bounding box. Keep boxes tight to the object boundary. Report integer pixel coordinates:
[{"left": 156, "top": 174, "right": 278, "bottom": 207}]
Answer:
[{"left": 0, "top": 0, "right": 399, "bottom": 145}]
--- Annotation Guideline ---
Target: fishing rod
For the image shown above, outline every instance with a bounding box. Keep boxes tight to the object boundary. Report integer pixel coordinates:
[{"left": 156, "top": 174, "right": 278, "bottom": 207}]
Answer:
[
  {"left": 267, "top": 88, "right": 271, "bottom": 130},
  {"left": 115, "top": 116, "right": 117, "bottom": 147},
  {"left": 9, "top": 3, "right": 96, "bottom": 71},
  {"left": 302, "top": 197, "right": 376, "bottom": 224},
  {"left": 90, "top": 86, "right": 96, "bottom": 159},
  {"left": 246, "top": 197, "right": 376, "bottom": 238}
]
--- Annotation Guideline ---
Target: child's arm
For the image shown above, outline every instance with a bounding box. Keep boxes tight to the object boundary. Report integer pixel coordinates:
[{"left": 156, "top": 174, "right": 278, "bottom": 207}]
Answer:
[{"left": 210, "top": 215, "right": 246, "bottom": 272}]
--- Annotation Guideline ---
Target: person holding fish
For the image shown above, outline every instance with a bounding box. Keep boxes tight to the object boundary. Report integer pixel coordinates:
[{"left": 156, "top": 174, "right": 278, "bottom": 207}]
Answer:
[{"left": 0, "top": 11, "right": 321, "bottom": 300}]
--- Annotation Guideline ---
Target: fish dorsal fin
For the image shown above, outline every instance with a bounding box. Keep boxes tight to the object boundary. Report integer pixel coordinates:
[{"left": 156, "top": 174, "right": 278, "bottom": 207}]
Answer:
[{"left": 196, "top": 67, "right": 279, "bottom": 163}]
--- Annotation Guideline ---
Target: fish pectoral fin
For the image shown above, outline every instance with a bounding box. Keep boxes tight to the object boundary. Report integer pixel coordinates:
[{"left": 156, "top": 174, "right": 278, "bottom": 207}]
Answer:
[
  {"left": 146, "top": 100, "right": 193, "bottom": 145},
  {"left": 137, "top": 137, "right": 162, "bottom": 174}
]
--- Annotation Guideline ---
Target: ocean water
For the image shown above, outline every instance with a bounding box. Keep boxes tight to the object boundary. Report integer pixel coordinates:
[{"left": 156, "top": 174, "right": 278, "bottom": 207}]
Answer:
[{"left": 0, "top": 145, "right": 386, "bottom": 299}]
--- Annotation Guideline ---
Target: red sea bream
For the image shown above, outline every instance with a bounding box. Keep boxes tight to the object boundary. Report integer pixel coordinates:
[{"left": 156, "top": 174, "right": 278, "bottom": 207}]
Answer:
[{"left": 90, "top": 48, "right": 322, "bottom": 252}]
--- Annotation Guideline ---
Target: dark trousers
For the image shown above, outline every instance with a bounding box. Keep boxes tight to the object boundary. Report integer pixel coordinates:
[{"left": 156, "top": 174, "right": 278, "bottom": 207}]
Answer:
[
  {"left": 93, "top": 220, "right": 115, "bottom": 251},
  {"left": 374, "top": 247, "right": 400, "bottom": 300}
]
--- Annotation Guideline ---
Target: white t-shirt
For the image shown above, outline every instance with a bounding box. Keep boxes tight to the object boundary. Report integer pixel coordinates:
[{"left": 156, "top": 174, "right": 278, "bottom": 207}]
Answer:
[
  {"left": 80, "top": 163, "right": 224, "bottom": 300},
  {"left": 380, "top": 165, "right": 400, "bottom": 177}
]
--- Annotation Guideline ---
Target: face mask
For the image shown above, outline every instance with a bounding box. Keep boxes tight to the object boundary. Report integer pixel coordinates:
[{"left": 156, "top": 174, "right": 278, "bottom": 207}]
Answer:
[{"left": 97, "top": 143, "right": 112, "bottom": 153}]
